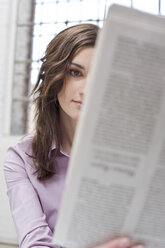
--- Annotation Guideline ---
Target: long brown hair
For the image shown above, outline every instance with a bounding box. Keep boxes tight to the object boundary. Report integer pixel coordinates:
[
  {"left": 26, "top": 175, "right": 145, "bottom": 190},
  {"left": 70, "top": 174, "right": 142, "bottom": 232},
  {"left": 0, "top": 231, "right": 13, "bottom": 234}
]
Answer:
[{"left": 31, "top": 23, "right": 99, "bottom": 181}]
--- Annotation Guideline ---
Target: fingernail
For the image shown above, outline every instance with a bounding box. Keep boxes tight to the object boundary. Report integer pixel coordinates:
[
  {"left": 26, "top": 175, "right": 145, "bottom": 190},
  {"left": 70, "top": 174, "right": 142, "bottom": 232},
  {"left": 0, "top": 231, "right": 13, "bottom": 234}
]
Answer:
[{"left": 119, "top": 237, "right": 130, "bottom": 247}]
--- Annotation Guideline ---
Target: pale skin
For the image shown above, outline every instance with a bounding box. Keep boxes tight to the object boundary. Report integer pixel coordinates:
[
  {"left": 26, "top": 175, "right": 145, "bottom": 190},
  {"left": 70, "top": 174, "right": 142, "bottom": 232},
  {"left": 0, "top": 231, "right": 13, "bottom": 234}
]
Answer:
[
  {"left": 57, "top": 47, "right": 144, "bottom": 248},
  {"left": 58, "top": 47, "right": 94, "bottom": 155}
]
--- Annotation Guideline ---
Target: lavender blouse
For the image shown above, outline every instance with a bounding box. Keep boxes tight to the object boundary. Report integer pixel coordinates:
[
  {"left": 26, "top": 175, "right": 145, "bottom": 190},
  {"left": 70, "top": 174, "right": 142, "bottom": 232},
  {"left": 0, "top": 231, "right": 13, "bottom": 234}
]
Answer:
[{"left": 4, "top": 134, "right": 70, "bottom": 248}]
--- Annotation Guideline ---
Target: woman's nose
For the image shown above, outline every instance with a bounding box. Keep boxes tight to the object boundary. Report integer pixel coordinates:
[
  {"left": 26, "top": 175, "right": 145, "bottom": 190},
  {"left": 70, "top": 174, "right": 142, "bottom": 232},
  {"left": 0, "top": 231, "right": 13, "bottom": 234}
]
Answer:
[{"left": 79, "top": 78, "right": 87, "bottom": 95}]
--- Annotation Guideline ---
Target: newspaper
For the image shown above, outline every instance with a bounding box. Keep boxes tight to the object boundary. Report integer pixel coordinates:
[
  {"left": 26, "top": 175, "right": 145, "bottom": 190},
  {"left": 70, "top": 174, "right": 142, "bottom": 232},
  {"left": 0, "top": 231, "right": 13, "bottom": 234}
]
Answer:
[{"left": 53, "top": 5, "right": 165, "bottom": 248}]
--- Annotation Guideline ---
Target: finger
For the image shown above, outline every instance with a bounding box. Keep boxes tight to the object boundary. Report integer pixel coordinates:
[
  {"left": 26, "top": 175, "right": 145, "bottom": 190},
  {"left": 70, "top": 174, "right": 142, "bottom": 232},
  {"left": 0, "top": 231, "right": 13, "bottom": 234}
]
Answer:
[
  {"left": 131, "top": 245, "right": 144, "bottom": 248},
  {"left": 94, "top": 237, "right": 131, "bottom": 248}
]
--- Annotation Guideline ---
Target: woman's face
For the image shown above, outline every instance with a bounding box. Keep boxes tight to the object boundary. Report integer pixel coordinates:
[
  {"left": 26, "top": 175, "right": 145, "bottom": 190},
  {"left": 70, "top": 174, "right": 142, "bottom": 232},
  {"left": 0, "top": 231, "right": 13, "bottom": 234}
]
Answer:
[{"left": 58, "top": 47, "right": 95, "bottom": 123}]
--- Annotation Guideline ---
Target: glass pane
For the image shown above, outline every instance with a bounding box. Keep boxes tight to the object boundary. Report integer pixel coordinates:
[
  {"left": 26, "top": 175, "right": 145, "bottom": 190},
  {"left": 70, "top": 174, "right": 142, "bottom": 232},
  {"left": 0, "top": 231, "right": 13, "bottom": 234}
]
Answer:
[
  {"left": 40, "top": 23, "right": 56, "bottom": 36},
  {"left": 36, "top": 0, "right": 56, "bottom": 3},
  {"left": 30, "top": 68, "right": 40, "bottom": 85},
  {"left": 80, "top": 0, "right": 99, "bottom": 21},
  {"left": 31, "top": 61, "right": 39, "bottom": 70},
  {"left": 32, "top": 37, "right": 41, "bottom": 61},
  {"left": 161, "top": 0, "right": 165, "bottom": 14},
  {"left": 68, "top": 1, "right": 81, "bottom": 21},
  {"left": 42, "top": 3, "right": 57, "bottom": 23},
  {"left": 33, "top": 24, "right": 41, "bottom": 36},
  {"left": 39, "top": 36, "right": 54, "bottom": 58},
  {"left": 54, "top": 23, "right": 68, "bottom": 33},
  {"left": 56, "top": 2, "right": 68, "bottom": 22},
  {"left": 34, "top": 3, "right": 43, "bottom": 24},
  {"left": 106, "top": 0, "right": 131, "bottom": 7},
  {"left": 98, "top": 1, "right": 106, "bottom": 20}
]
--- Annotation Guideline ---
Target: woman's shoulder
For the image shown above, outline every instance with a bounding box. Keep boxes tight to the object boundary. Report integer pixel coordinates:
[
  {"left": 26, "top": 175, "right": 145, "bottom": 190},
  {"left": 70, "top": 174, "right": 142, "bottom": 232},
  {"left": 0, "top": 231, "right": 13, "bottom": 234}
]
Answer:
[
  {"left": 6, "top": 133, "right": 35, "bottom": 159},
  {"left": 3, "top": 133, "right": 35, "bottom": 176},
  {"left": 18, "top": 133, "right": 34, "bottom": 148}
]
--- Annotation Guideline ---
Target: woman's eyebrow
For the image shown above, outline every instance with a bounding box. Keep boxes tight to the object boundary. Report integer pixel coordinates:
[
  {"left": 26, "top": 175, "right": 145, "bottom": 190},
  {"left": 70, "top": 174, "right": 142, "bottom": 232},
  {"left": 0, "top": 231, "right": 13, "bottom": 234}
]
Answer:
[{"left": 70, "top": 62, "right": 85, "bottom": 70}]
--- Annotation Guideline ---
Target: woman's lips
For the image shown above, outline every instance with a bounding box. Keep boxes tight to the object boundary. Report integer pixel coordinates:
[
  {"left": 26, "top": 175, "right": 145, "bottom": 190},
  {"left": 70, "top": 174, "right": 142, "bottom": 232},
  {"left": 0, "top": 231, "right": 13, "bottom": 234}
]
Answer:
[{"left": 73, "top": 100, "right": 82, "bottom": 106}]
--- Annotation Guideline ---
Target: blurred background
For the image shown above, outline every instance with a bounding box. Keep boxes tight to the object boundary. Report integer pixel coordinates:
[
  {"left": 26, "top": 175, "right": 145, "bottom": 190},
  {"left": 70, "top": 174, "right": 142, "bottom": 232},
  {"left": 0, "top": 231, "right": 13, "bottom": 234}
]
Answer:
[{"left": 0, "top": 0, "right": 164, "bottom": 247}]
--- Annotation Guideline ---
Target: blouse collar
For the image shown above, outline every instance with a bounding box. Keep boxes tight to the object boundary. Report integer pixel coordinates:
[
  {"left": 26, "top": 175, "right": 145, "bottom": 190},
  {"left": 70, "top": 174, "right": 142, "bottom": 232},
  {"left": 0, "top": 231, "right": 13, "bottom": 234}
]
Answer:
[{"left": 51, "top": 140, "right": 70, "bottom": 158}]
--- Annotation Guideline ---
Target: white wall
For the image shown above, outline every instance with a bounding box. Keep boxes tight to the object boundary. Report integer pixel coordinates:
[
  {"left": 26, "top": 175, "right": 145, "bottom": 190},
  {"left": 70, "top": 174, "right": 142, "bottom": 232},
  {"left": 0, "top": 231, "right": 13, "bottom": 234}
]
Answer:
[
  {"left": 0, "top": 0, "right": 20, "bottom": 244},
  {"left": 0, "top": 0, "right": 19, "bottom": 135},
  {"left": 0, "top": 137, "right": 20, "bottom": 244}
]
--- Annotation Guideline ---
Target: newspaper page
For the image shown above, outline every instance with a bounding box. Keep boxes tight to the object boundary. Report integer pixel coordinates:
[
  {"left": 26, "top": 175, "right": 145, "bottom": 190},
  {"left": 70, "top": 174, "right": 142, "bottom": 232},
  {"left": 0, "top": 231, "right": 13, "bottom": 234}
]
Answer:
[{"left": 53, "top": 4, "right": 165, "bottom": 248}]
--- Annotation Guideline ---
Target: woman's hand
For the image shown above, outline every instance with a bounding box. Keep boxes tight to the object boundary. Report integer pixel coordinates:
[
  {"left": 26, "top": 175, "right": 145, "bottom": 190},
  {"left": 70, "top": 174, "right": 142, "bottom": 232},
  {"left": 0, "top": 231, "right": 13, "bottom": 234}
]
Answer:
[{"left": 94, "top": 237, "right": 144, "bottom": 248}]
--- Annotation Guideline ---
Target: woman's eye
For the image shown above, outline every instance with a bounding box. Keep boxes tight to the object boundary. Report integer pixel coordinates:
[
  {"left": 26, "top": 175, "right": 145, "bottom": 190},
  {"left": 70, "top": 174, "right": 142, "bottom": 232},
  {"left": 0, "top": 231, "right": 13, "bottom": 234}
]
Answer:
[{"left": 69, "top": 69, "right": 82, "bottom": 77}]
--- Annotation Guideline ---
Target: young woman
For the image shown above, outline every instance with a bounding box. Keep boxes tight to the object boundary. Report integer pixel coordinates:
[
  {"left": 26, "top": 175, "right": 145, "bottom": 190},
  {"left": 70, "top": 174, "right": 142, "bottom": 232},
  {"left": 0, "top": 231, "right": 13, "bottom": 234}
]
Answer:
[{"left": 4, "top": 24, "right": 144, "bottom": 248}]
